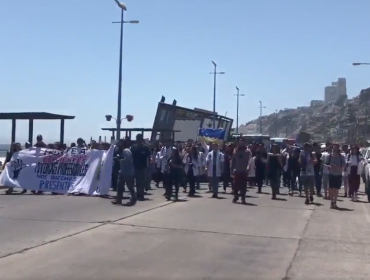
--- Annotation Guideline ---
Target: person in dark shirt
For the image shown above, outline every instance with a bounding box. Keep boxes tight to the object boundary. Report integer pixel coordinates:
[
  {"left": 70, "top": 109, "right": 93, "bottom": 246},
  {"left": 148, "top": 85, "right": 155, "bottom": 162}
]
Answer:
[
  {"left": 112, "top": 140, "right": 124, "bottom": 192},
  {"left": 287, "top": 147, "right": 300, "bottom": 195},
  {"left": 222, "top": 145, "right": 233, "bottom": 193},
  {"left": 254, "top": 151, "right": 266, "bottom": 193},
  {"left": 34, "top": 134, "right": 46, "bottom": 148},
  {"left": 267, "top": 144, "right": 283, "bottom": 199},
  {"left": 312, "top": 142, "right": 323, "bottom": 197},
  {"left": 255, "top": 143, "right": 268, "bottom": 186},
  {"left": 167, "top": 148, "right": 184, "bottom": 201},
  {"left": 131, "top": 134, "right": 151, "bottom": 200}
]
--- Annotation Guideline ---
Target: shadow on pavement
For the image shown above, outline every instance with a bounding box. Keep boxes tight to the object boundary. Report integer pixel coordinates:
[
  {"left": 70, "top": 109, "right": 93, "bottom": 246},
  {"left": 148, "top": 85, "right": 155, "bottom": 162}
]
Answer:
[
  {"left": 311, "top": 202, "right": 324, "bottom": 206},
  {"left": 188, "top": 194, "right": 203, "bottom": 198},
  {"left": 235, "top": 202, "right": 257, "bottom": 206},
  {"left": 355, "top": 200, "right": 368, "bottom": 203},
  {"left": 334, "top": 207, "right": 354, "bottom": 211},
  {"left": 273, "top": 198, "right": 287, "bottom": 201}
]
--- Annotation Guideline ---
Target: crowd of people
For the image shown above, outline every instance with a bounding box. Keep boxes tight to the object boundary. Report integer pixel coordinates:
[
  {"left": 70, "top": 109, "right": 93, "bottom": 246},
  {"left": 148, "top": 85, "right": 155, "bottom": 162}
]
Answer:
[
  {"left": 111, "top": 135, "right": 364, "bottom": 209},
  {"left": 2, "top": 133, "right": 365, "bottom": 210}
]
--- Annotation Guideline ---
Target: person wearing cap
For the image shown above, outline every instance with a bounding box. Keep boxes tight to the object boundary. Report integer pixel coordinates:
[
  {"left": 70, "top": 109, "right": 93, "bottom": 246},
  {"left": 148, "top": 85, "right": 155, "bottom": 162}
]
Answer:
[
  {"left": 324, "top": 143, "right": 346, "bottom": 208},
  {"left": 205, "top": 142, "right": 224, "bottom": 198},
  {"left": 131, "top": 134, "right": 151, "bottom": 201},
  {"left": 299, "top": 142, "right": 316, "bottom": 204},
  {"left": 25, "top": 142, "right": 31, "bottom": 149}
]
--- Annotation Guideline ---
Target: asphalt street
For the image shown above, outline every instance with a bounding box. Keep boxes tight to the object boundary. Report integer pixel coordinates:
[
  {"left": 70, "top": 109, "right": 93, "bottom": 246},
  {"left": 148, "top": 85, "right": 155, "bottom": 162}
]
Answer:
[{"left": 0, "top": 183, "right": 370, "bottom": 280}]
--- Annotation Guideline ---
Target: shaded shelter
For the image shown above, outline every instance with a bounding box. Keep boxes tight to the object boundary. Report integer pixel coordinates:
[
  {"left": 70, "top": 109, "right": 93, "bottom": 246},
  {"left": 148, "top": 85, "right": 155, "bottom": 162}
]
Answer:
[{"left": 0, "top": 112, "right": 75, "bottom": 145}]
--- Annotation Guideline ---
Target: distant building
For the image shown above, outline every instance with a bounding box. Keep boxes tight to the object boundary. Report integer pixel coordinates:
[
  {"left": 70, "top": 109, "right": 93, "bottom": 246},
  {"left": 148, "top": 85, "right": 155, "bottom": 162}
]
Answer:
[
  {"left": 310, "top": 100, "right": 325, "bottom": 107},
  {"left": 324, "top": 78, "right": 347, "bottom": 103}
]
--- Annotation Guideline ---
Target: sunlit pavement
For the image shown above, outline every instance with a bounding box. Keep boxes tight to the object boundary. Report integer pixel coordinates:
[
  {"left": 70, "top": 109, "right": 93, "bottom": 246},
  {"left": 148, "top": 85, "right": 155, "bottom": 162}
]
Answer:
[{"left": 0, "top": 183, "right": 370, "bottom": 280}]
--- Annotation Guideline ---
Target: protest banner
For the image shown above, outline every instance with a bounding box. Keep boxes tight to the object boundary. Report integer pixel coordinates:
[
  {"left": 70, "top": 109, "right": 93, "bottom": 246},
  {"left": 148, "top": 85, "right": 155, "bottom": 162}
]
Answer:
[{"left": 0, "top": 147, "right": 113, "bottom": 195}]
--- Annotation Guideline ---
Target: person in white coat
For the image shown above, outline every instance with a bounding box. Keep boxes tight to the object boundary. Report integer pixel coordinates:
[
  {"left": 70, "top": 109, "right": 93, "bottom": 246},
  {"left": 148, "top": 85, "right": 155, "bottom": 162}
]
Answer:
[
  {"left": 205, "top": 143, "right": 224, "bottom": 198},
  {"left": 160, "top": 141, "right": 173, "bottom": 196},
  {"left": 183, "top": 146, "right": 201, "bottom": 196},
  {"left": 248, "top": 156, "right": 256, "bottom": 184},
  {"left": 154, "top": 147, "right": 162, "bottom": 187}
]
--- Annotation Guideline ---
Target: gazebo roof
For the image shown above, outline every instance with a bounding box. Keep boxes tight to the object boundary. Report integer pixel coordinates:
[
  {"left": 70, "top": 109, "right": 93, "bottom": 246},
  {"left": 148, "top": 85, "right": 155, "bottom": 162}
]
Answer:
[{"left": 0, "top": 112, "right": 75, "bottom": 120}]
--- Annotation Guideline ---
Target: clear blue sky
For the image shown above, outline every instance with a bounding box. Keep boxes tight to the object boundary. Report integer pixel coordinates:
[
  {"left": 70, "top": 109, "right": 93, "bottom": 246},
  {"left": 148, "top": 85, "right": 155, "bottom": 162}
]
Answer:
[{"left": 1, "top": 0, "right": 370, "bottom": 144}]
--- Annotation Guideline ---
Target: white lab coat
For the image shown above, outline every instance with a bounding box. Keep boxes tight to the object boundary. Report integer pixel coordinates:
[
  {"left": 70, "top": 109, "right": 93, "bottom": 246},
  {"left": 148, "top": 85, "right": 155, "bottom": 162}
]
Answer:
[
  {"left": 206, "top": 151, "right": 224, "bottom": 177},
  {"left": 155, "top": 151, "right": 161, "bottom": 168},
  {"left": 182, "top": 154, "right": 201, "bottom": 176},
  {"left": 248, "top": 157, "right": 256, "bottom": 178},
  {"left": 160, "top": 146, "right": 172, "bottom": 173},
  {"left": 345, "top": 154, "right": 363, "bottom": 175}
]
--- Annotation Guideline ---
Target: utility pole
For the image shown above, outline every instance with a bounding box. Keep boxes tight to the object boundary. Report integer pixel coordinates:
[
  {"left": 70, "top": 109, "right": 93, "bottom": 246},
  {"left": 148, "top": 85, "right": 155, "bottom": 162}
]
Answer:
[
  {"left": 275, "top": 109, "right": 278, "bottom": 137},
  {"left": 112, "top": 0, "right": 139, "bottom": 140},
  {"left": 258, "top": 101, "right": 266, "bottom": 134},
  {"left": 209, "top": 61, "right": 225, "bottom": 128},
  {"left": 234, "top": 86, "right": 245, "bottom": 134}
]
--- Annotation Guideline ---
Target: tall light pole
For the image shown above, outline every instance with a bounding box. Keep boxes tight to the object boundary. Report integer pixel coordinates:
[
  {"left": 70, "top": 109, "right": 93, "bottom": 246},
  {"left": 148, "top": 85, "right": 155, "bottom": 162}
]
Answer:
[
  {"left": 352, "top": 62, "right": 370, "bottom": 66},
  {"left": 275, "top": 109, "right": 278, "bottom": 137},
  {"left": 258, "top": 101, "right": 266, "bottom": 134},
  {"left": 234, "top": 86, "right": 245, "bottom": 134},
  {"left": 210, "top": 61, "right": 225, "bottom": 129},
  {"left": 112, "top": 0, "right": 139, "bottom": 140}
]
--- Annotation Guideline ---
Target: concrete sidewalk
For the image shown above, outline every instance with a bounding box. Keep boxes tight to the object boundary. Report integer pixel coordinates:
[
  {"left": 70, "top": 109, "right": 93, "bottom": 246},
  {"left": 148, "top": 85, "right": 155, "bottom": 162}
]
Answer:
[{"left": 0, "top": 185, "right": 369, "bottom": 280}]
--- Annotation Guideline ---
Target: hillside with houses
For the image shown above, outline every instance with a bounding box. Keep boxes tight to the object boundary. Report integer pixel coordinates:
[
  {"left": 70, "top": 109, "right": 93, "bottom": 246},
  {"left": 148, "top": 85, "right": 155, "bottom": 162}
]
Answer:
[{"left": 239, "top": 87, "right": 370, "bottom": 144}]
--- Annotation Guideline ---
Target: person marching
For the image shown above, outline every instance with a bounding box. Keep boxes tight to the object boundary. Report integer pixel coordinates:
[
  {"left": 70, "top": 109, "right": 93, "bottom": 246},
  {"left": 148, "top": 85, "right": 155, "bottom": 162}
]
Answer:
[
  {"left": 205, "top": 143, "right": 224, "bottom": 198},
  {"left": 325, "top": 143, "right": 345, "bottom": 208},
  {"left": 267, "top": 144, "right": 283, "bottom": 199},
  {"left": 167, "top": 148, "right": 184, "bottom": 201},
  {"left": 183, "top": 146, "right": 201, "bottom": 197},
  {"left": 231, "top": 140, "right": 252, "bottom": 203},
  {"left": 346, "top": 145, "right": 363, "bottom": 201}
]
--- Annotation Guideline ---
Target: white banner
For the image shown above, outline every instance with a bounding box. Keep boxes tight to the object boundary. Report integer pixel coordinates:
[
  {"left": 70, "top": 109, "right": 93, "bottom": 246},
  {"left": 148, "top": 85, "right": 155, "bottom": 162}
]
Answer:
[
  {"left": 0, "top": 146, "right": 114, "bottom": 195},
  {"left": 93, "top": 145, "right": 114, "bottom": 196}
]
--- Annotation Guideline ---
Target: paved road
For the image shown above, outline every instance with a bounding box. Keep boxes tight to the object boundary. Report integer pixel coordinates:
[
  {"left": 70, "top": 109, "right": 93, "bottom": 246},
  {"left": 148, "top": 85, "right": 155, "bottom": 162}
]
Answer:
[{"left": 0, "top": 184, "right": 370, "bottom": 280}]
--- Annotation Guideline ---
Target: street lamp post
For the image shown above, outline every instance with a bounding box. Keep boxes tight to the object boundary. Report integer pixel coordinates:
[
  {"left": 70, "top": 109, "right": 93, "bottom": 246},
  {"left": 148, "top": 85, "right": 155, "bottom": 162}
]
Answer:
[
  {"left": 275, "top": 109, "right": 278, "bottom": 137},
  {"left": 112, "top": 0, "right": 139, "bottom": 140},
  {"left": 234, "top": 86, "right": 245, "bottom": 134},
  {"left": 209, "top": 61, "right": 225, "bottom": 129},
  {"left": 105, "top": 114, "right": 134, "bottom": 139},
  {"left": 258, "top": 101, "right": 266, "bottom": 134}
]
